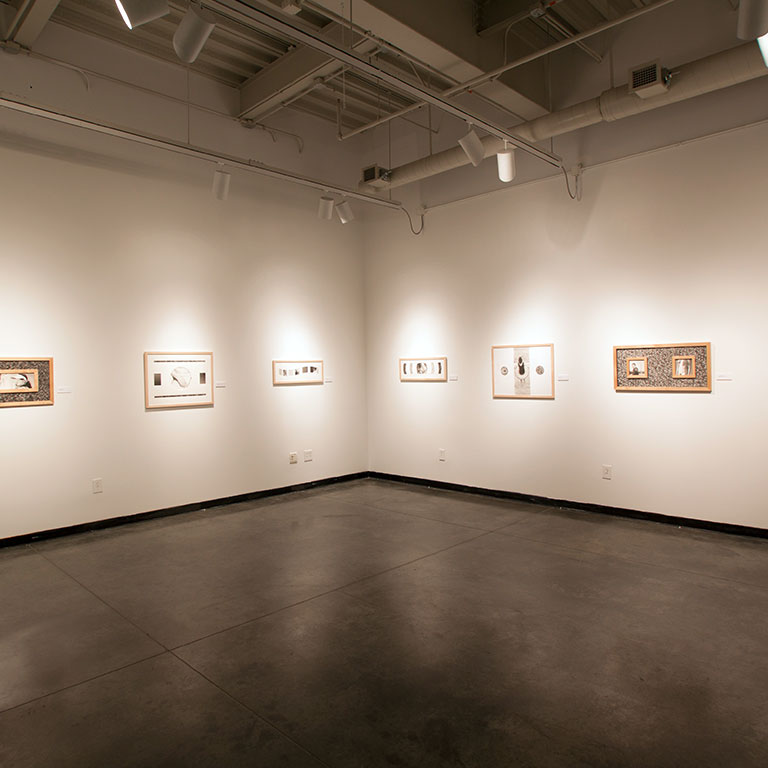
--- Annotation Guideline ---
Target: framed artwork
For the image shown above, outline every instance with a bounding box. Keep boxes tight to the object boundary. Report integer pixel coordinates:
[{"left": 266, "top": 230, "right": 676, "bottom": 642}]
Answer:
[
  {"left": 672, "top": 355, "right": 696, "bottom": 379},
  {"left": 144, "top": 352, "right": 214, "bottom": 409},
  {"left": 272, "top": 360, "right": 324, "bottom": 386},
  {"left": 614, "top": 343, "right": 711, "bottom": 392},
  {"left": 492, "top": 344, "right": 554, "bottom": 399},
  {"left": 399, "top": 357, "right": 447, "bottom": 382},
  {"left": 0, "top": 358, "right": 53, "bottom": 408},
  {"left": 626, "top": 357, "right": 648, "bottom": 379}
]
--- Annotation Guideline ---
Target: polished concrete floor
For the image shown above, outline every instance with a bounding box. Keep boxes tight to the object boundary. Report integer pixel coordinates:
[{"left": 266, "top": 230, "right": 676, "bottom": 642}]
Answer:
[{"left": 1, "top": 479, "right": 767, "bottom": 767}]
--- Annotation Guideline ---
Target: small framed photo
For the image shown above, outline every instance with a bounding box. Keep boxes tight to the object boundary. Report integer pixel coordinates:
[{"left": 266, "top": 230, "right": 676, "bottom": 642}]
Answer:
[
  {"left": 0, "top": 358, "right": 53, "bottom": 408},
  {"left": 144, "top": 352, "right": 213, "bottom": 409},
  {"left": 272, "top": 360, "right": 324, "bottom": 386},
  {"left": 399, "top": 357, "right": 447, "bottom": 382},
  {"left": 672, "top": 355, "right": 695, "bottom": 379},
  {"left": 492, "top": 344, "right": 554, "bottom": 399},
  {"left": 626, "top": 357, "right": 648, "bottom": 379}
]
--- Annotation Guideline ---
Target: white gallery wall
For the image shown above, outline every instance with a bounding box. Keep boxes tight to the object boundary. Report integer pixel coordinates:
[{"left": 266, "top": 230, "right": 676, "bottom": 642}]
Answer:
[
  {"left": 363, "top": 121, "right": 768, "bottom": 529},
  {"left": 0, "top": 143, "right": 369, "bottom": 540}
]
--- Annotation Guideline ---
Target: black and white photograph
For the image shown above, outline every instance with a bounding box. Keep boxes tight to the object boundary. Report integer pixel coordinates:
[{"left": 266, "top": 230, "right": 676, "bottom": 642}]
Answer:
[
  {"left": 399, "top": 356, "right": 448, "bottom": 382},
  {"left": 0, "top": 370, "right": 38, "bottom": 392},
  {"left": 272, "top": 360, "right": 324, "bottom": 385},
  {"left": 673, "top": 355, "right": 695, "bottom": 378},
  {"left": 626, "top": 357, "right": 648, "bottom": 379},
  {"left": 492, "top": 344, "right": 554, "bottom": 399},
  {"left": 144, "top": 352, "right": 214, "bottom": 409}
]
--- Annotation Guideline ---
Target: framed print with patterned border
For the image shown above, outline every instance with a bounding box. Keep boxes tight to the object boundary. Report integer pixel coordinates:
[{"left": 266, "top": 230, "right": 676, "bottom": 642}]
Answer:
[
  {"left": 0, "top": 358, "right": 53, "bottom": 408},
  {"left": 614, "top": 343, "right": 710, "bottom": 392}
]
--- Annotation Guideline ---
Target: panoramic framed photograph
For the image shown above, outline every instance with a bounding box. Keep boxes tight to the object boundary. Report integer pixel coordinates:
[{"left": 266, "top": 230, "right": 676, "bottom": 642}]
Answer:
[
  {"left": 144, "top": 352, "right": 213, "bottom": 409},
  {"left": 272, "top": 360, "right": 324, "bottom": 386},
  {"left": 614, "top": 343, "right": 711, "bottom": 392},
  {"left": 399, "top": 357, "right": 448, "bottom": 382},
  {"left": 492, "top": 344, "right": 554, "bottom": 399},
  {"left": 0, "top": 358, "right": 53, "bottom": 408},
  {"left": 672, "top": 355, "right": 696, "bottom": 379},
  {"left": 626, "top": 357, "right": 648, "bottom": 379}
]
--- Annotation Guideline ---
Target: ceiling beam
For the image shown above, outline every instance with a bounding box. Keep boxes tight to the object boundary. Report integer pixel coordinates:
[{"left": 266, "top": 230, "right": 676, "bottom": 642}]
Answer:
[{"left": 6, "top": 0, "right": 61, "bottom": 46}]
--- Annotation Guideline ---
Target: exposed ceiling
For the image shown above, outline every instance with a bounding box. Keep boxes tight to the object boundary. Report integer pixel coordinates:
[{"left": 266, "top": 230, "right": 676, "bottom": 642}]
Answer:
[{"left": 0, "top": 0, "right": 766, "bottom": 200}]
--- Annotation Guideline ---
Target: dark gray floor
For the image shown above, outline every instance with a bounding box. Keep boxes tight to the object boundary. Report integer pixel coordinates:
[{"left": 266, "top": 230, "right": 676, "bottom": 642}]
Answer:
[{"left": 2, "top": 479, "right": 767, "bottom": 767}]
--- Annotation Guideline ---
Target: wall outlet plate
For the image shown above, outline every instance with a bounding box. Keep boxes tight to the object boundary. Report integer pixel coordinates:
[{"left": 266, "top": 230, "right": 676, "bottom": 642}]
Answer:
[
  {"left": 289, "top": 451, "right": 298, "bottom": 464},
  {"left": 92, "top": 478, "right": 103, "bottom": 493},
  {"left": 304, "top": 449, "right": 313, "bottom": 462},
  {"left": 601, "top": 464, "right": 612, "bottom": 480}
]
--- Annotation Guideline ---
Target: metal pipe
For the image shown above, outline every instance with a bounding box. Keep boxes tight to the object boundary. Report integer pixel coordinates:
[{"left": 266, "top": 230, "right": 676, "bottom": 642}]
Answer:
[
  {"left": 380, "top": 41, "right": 768, "bottom": 190},
  {"left": 208, "top": 0, "right": 563, "bottom": 167},
  {"left": 338, "top": 0, "right": 675, "bottom": 141},
  {"left": 0, "top": 95, "right": 402, "bottom": 209}
]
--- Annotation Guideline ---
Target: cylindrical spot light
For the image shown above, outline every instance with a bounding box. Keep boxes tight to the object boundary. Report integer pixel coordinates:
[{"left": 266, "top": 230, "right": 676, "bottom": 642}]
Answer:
[
  {"left": 497, "top": 145, "right": 516, "bottom": 183},
  {"left": 318, "top": 195, "right": 334, "bottom": 220},
  {"left": 212, "top": 164, "right": 230, "bottom": 201},
  {"left": 737, "top": 0, "right": 768, "bottom": 40},
  {"left": 458, "top": 127, "right": 486, "bottom": 167},
  {"left": 173, "top": 4, "right": 216, "bottom": 64},
  {"left": 336, "top": 200, "right": 354, "bottom": 224},
  {"left": 114, "top": 0, "right": 169, "bottom": 29}
]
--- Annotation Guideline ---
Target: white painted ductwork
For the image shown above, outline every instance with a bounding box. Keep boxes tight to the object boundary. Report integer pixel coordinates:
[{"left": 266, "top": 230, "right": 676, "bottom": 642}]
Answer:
[{"left": 378, "top": 42, "right": 768, "bottom": 190}]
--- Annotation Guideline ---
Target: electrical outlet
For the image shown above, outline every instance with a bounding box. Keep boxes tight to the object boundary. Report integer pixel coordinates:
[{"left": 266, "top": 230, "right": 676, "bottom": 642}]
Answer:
[
  {"left": 304, "top": 449, "right": 313, "bottom": 462},
  {"left": 92, "top": 478, "right": 103, "bottom": 494},
  {"left": 438, "top": 448, "right": 446, "bottom": 462},
  {"left": 289, "top": 452, "right": 298, "bottom": 464},
  {"left": 601, "top": 464, "right": 612, "bottom": 480}
]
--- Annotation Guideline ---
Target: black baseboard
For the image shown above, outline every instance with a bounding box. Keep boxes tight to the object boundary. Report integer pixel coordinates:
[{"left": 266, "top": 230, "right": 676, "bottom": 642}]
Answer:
[
  {"left": 0, "top": 472, "right": 368, "bottom": 549},
  {"left": 369, "top": 471, "right": 768, "bottom": 540},
  {"left": 3, "top": 469, "right": 765, "bottom": 549}
]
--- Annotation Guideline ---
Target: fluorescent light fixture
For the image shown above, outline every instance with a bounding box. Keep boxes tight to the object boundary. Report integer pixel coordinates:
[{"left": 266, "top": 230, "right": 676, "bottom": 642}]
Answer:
[
  {"left": 336, "top": 199, "right": 354, "bottom": 224},
  {"left": 212, "top": 164, "right": 230, "bottom": 200},
  {"left": 497, "top": 145, "right": 516, "bottom": 183},
  {"left": 173, "top": 4, "right": 216, "bottom": 64},
  {"left": 458, "top": 127, "right": 485, "bottom": 167},
  {"left": 114, "top": 0, "right": 169, "bottom": 29},
  {"left": 318, "top": 195, "right": 334, "bottom": 220},
  {"left": 759, "top": 32, "right": 768, "bottom": 67},
  {"left": 737, "top": 0, "right": 768, "bottom": 40}
]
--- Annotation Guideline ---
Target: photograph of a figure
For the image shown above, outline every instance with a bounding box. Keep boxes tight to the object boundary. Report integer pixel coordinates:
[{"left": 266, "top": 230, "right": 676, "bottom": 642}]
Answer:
[
  {"left": 399, "top": 357, "right": 448, "bottom": 382},
  {"left": 492, "top": 344, "right": 554, "bottom": 399}
]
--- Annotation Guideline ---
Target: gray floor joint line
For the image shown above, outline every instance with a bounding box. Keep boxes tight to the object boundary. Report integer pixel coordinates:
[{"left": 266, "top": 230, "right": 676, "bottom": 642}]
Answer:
[{"left": 170, "top": 651, "right": 335, "bottom": 768}]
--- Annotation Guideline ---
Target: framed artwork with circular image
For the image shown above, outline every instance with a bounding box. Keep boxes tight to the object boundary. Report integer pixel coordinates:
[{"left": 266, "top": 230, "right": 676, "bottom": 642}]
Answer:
[{"left": 491, "top": 344, "right": 554, "bottom": 399}]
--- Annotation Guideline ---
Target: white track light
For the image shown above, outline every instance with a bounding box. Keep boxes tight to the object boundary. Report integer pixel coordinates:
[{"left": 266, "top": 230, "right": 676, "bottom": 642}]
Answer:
[
  {"left": 497, "top": 145, "right": 516, "bottom": 183},
  {"left": 318, "top": 195, "right": 335, "bottom": 220},
  {"left": 336, "top": 199, "right": 354, "bottom": 224},
  {"left": 212, "top": 164, "right": 230, "bottom": 200},
  {"left": 759, "top": 32, "right": 768, "bottom": 67},
  {"left": 114, "top": 0, "right": 169, "bottom": 29},
  {"left": 173, "top": 4, "right": 216, "bottom": 64},
  {"left": 458, "top": 127, "right": 485, "bottom": 167},
  {"left": 737, "top": 0, "right": 768, "bottom": 40}
]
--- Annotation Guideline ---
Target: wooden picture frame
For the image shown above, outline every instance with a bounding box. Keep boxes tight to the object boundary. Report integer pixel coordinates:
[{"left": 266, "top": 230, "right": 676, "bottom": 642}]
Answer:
[
  {"left": 672, "top": 355, "right": 696, "bottom": 379},
  {"left": 272, "top": 360, "right": 324, "bottom": 386},
  {"left": 144, "top": 352, "right": 214, "bottom": 409},
  {"left": 0, "top": 358, "right": 53, "bottom": 408},
  {"left": 614, "top": 343, "right": 711, "bottom": 392},
  {"left": 626, "top": 357, "right": 648, "bottom": 379},
  {"left": 492, "top": 344, "right": 554, "bottom": 399},
  {"left": 399, "top": 357, "right": 448, "bottom": 382}
]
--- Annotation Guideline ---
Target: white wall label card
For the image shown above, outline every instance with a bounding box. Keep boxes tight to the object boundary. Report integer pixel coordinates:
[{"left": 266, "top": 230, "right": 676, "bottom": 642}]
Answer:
[
  {"left": 716, "top": 373, "right": 733, "bottom": 381},
  {"left": 399, "top": 357, "right": 448, "bottom": 382},
  {"left": 56, "top": 386, "right": 73, "bottom": 394},
  {"left": 144, "top": 352, "right": 214, "bottom": 409},
  {"left": 492, "top": 344, "right": 555, "bottom": 399},
  {"left": 557, "top": 374, "right": 570, "bottom": 382},
  {"left": 272, "top": 360, "right": 324, "bottom": 386},
  {"left": 449, "top": 375, "right": 459, "bottom": 382},
  {"left": 215, "top": 381, "right": 227, "bottom": 388}
]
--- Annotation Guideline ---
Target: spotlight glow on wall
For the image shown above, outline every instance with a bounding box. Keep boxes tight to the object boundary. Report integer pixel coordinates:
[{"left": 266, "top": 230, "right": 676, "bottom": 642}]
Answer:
[
  {"left": 173, "top": 4, "right": 216, "bottom": 64},
  {"left": 458, "top": 127, "right": 485, "bottom": 167},
  {"left": 318, "top": 195, "right": 335, "bottom": 220},
  {"left": 114, "top": 0, "right": 169, "bottom": 29},
  {"left": 336, "top": 199, "right": 354, "bottom": 224},
  {"left": 212, "top": 164, "right": 230, "bottom": 200},
  {"left": 497, "top": 144, "right": 516, "bottom": 183}
]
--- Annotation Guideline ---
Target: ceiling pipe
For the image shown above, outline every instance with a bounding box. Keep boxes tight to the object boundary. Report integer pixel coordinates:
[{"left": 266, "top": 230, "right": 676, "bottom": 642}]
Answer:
[
  {"left": 208, "top": 0, "right": 562, "bottom": 167},
  {"left": 375, "top": 41, "right": 768, "bottom": 191},
  {"left": 337, "top": 0, "right": 676, "bottom": 142}
]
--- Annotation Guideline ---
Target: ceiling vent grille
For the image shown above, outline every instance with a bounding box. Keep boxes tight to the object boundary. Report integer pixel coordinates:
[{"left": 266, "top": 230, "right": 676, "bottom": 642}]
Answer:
[{"left": 628, "top": 60, "right": 670, "bottom": 99}]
